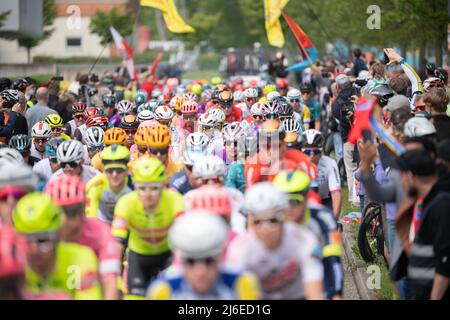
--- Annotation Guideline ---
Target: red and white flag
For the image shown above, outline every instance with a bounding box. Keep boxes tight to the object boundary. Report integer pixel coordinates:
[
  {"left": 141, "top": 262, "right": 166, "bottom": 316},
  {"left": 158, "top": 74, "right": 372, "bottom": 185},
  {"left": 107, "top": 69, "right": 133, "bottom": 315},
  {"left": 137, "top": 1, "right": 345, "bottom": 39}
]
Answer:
[{"left": 110, "top": 26, "right": 138, "bottom": 83}]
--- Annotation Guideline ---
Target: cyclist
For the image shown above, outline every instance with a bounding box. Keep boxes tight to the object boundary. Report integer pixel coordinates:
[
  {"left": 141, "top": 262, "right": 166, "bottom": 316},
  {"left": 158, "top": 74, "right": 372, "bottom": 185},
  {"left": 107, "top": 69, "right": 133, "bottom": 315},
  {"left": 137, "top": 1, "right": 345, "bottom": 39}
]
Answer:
[
  {"left": 197, "top": 112, "right": 224, "bottom": 158},
  {"left": 244, "top": 88, "right": 258, "bottom": 113},
  {"left": 112, "top": 158, "right": 185, "bottom": 298},
  {"left": 8, "top": 134, "right": 39, "bottom": 167},
  {"left": 169, "top": 151, "right": 203, "bottom": 195},
  {"left": 147, "top": 212, "right": 260, "bottom": 300},
  {"left": 217, "top": 90, "right": 242, "bottom": 123},
  {"left": 86, "top": 145, "right": 132, "bottom": 225},
  {"left": 225, "top": 182, "right": 324, "bottom": 300},
  {"left": 301, "top": 130, "right": 342, "bottom": 218},
  {"left": 85, "top": 126, "right": 106, "bottom": 171},
  {"left": 45, "top": 175, "right": 120, "bottom": 300},
  {"left": 102, "top": 94, "right": 118, "bottom": 125},
  {"left": 45, "top": 113, "right": 71, "bottom": 140},
  {"left": 64, "top": 102, "right": 87, "bottom": 138},
  {"left": 32, "top": 138, "right": 64, "bottom": 185},
  {"left": 273, "top": 170, "right": 343, "bottom": 299},
  {"left": 223, "top": 122, "right": 247, "bottom": 193},
  {"left": 49, "top": 140, "right": 100, "bottom": 185},
  {"left": 30, "top": 121, "right": 51, "bottom": 160},
  {"left": 287, "top": 89, "right": 312, "bottom": 130},
  {"left": 12, "top": 192, "right": 102, "bottom": 299},
  {"left": 300, "top": 83, "right": 321, "bottom": 130},
  {"left": 119, "top": 115, "right": 139, "bottom": 149}
]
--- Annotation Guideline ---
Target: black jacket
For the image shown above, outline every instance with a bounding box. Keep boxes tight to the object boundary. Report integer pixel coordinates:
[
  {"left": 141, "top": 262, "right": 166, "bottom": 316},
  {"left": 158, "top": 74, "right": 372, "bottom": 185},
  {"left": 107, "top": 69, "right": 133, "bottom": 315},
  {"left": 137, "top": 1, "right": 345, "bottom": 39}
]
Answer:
[
  {"left": 352, "top": 57, "right": 368, "bottom": 77},
  {"left": 331, "top": 87, "right": 353, "bottom": 143}
]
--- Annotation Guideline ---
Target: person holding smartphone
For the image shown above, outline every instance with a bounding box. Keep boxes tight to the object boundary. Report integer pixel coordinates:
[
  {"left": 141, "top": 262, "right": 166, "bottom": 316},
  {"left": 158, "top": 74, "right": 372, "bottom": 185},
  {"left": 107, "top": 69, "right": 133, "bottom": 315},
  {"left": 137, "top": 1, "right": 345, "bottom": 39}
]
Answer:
[{"left": 0, "top": 89, "right": 22, "bottom": 143}]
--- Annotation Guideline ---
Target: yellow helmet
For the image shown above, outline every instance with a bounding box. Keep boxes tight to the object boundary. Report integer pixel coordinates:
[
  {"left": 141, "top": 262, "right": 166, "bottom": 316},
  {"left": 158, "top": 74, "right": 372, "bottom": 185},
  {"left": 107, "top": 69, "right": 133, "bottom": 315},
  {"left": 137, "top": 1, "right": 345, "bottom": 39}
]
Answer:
[
  {"left": 263, "top": 84, "right": 277, "bottom": 95},
  {"left": 173, "top": 96, "right": 186, "bottom": 112},
  {"left": 134, "top": 127, "right": 148, "bottom": 147},
  {"left": 13, "top": 192, "right": 63, "bottom": 234},
  {"left": 101, "top": 144, "right": 130, "bottom": 163},
  {"left": 45, "top": 113, "right": 64, "bottom": 128},
  {"left": 133, "top": 157, "right": 167, "bottom": 183},
  {"left": 191, "top": 84, "right": 202, "bottom": 95},
  {"left": 272, "top": 170, "right": 311, "bottom": 202},
  {"left": 146, "top": 124, "right": 171, "bottom": 148},
  {"left": 104, "top": 127, "right": 127, "bottom": 146}
]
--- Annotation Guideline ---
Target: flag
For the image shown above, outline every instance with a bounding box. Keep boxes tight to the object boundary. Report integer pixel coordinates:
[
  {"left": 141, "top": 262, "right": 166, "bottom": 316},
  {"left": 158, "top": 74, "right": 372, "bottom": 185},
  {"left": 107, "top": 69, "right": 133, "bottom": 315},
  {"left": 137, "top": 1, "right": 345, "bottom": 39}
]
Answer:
[
  {"left": 369, "top": 108, "right": 405, "bottom": 156},
  {"left": 140, "top": 0, "right": 195, "bottom": 33},
  {"left": 281, "top": 12, "right": 318, "bottom": 72},
  {"left": 348, "top": 96, "right": 376, "bottom": 144},
  {"left": 264, "top": 0, "right": 289, "bottom": 48},
  {"left": 149, "top": 51, "right": 163, "bottom": 78},
  {"left": 110, "top": 27, "right": 138, "bottom": 83}
]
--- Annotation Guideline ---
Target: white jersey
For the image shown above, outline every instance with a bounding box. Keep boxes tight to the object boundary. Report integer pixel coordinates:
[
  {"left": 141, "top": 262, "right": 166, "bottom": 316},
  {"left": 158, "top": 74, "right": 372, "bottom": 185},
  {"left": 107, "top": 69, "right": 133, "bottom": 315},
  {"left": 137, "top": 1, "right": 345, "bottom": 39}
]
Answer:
[
  {"left": 67, "top": 119, "right": 78, "bottom": 138},
  {"left": 225, "top": 222, "right": 323, "bottom": 299},
  {"left": 30, "top": 144, "right": 46, "bottom": 160},
  {"left": 236, "top": 102, "right": 250, "bottom": 119},
  {"left": 317, "top": 156, "right": 341, "bottom": 200},
  {"left": 77, "top": 124, "right": 88, "bottom": 144},
  {"left": 206, "top": 129, "right": 224, "bottom": 157},
  {"left": 49, "top": 165, "right": 100, "bottom": 185},
  {"left": 32, "top": 158, "right": 54, "bottom": 183}
]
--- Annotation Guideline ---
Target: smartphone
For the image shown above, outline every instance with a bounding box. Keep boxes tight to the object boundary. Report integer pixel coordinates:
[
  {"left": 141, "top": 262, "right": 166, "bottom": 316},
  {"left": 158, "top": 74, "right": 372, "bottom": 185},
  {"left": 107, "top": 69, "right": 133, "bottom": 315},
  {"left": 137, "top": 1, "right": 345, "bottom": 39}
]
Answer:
[{"left": 383, "top": 52, "right": 390, "bottom": 65}]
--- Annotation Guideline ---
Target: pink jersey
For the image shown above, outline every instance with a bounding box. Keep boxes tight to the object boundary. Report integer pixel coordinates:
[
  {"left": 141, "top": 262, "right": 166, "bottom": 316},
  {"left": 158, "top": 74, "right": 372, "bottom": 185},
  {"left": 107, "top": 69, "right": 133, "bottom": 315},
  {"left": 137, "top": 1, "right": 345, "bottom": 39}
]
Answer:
[{"left": 77, "top": 218, "right": 120, "bottom": 279}]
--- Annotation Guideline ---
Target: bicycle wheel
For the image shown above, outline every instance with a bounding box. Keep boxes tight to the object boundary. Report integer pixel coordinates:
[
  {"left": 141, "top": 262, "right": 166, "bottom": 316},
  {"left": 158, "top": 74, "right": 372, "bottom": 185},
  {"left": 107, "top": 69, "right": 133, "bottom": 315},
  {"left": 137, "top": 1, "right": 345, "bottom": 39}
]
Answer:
[
  {"left": 357, "top": 205, "right": 384, "bottom": 263},
  {"left": 338, "top": 158, "right": 346, "bottom": 186}
]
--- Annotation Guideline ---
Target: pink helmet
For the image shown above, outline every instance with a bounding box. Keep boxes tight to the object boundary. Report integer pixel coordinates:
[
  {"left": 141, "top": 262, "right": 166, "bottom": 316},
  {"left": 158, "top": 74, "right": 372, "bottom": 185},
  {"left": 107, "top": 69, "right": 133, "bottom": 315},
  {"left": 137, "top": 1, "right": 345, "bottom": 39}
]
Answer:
[
  {"left": 181, "top": 100, "right": 198, "bottom": 114},
  {"left": 44, "top": 175, "right": 85, "bottom": 206},
  {"left": 0, "top": 225, "right": 27, "bottom": 278},
  {"left": 83, "top": 107, "right": 100, "bottom": 119},
  {"left": 166, "top": 77, "right": 179, "bottom": 88},
  {"left": 186, "top": 185, "right": 232, "bottom": 219}
]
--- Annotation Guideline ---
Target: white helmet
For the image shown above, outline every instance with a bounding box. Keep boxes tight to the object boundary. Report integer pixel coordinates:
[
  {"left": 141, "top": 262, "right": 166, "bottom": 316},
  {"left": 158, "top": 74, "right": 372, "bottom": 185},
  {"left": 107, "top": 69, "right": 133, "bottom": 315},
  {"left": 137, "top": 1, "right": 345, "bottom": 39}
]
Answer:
[
  {"left": 301, "top": 129, "right": 324, "bottom": 148},
  {"left": 183, "top": 92, "right": 198, "bottom": 102},
  {"left": 282, "top": 118, "right": 301, "bottom": 133},
  {"left": 198, "top": 112, "right": 218, "bottom": 127},
  {"left": 84, "top": 126, "right": 104, "bottom": 147},
  {"left": 0, "top": 147, "right": 24, "bottom": 164},
  {"left": 186, "top": 132, "right": 210, "bottom": 151},
  {"left": 182, "top": 151, "right": 205, "bottom": 166},
  {"left": 169, "top": 211, "right": 229, "bottom": 259},
  {"left": 193, "top": 155, "right": 226, "bottom": 179},
  {"left": 137, "top": 110, "right": 155, "bottom": 122},
  {"left": 154, "top": 105, "right": 174, "bottom": 121},
  {"left": 208, "top": 108, "right": 226, "bottom": 124},
  {"left": 0, "top": 162, "right": 38, "bottom": 190},
  {"left": 267, "top": 91, "right": 281, "bottom": 101},
  {"left": 244, "top": 88, "right": 258, "bottom": 98},
  {"left": 244, "top": 182, "right": 288, "bottom": 216},
  {"left": 151, "top": 88, "right": 162, "bottom": 99},
  {"left": 116, "top": 100, "right": 134, "bottom": 115},
  {"left": 169, "top": 96, "right": 178, "bottom": 109},
  {"left": 31, "top": 121, "right": 51, "bottom": 138},
  {"left": 250, "top": 102, "right": 265, "bottom": 116},
  {"left": 56, "top": 140, "right": 85, "bottom": 163},
  {"left": 223, "top": 122, "right": 246, "bottom": 142},
  {"left": 404, "top": 116, "right": 436, "bottom": 137},
  {"left": 287, "top": 88, "right": 301, "bottom": 100},
  {"left": 233, "top": 91, "right": 245, "bottom": 102}
]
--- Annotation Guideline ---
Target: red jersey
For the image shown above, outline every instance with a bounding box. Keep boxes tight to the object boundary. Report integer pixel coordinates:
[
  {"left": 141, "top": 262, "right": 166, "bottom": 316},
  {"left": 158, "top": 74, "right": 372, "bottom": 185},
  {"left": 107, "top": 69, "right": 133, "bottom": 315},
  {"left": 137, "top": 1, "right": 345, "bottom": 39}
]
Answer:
[{"left": 225, "top": 106, "right": 243, "bottom": 123}]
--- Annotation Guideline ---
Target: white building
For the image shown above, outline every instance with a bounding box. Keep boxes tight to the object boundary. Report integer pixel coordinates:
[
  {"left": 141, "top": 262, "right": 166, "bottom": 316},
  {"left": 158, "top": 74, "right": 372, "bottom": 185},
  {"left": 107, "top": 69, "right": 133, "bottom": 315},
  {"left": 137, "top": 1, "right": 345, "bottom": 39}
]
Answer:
[{"left": 0, "top": 0, "right": 130, "bottom": 64}]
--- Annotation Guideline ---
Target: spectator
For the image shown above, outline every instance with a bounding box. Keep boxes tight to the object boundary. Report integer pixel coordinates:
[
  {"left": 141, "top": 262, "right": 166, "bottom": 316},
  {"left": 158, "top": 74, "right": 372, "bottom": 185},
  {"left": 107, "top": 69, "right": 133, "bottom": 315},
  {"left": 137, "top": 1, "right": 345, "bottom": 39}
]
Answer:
[
  {"left": 351, "top": 48, "right": 368, "bottom": 77},
  {"left": 13, "top": 93, "right": 29, "bottom": 136},
  {"left": 52, "top": 92, "right": 75, "bottom": 124},
  {"left": 423, "top": 87, "right": 450, "bottom": 118},
  {"left": 0, "top": 90, "right": 22, "bottom": 143},
  {"left": 24, "top": 87, "right": 55, "bottom": 131}
]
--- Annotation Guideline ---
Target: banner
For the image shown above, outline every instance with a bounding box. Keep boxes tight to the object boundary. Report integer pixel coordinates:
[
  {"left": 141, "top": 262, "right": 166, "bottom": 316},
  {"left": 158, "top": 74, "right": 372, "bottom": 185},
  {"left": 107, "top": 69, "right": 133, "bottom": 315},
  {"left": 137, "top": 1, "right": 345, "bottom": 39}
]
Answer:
[
  {"left": 281, "top": 11, "right": 318, "bottom": 72},
  {"left": 140, "top": 0, "right": 195, "bottom": 33},
  {"left": 110, "top": 26, "right": 138, "bottom": 83},
  {"left": 264, "top": 0, "right": 289, "bottom": 48}
]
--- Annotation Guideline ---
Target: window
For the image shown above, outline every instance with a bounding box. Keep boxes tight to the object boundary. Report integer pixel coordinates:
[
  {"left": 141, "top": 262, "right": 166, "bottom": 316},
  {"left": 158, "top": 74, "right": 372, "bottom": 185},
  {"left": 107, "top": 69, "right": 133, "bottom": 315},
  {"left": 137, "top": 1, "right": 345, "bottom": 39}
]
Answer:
[{"left": 66, "top": 37, "right": 81, "bottom": 47}]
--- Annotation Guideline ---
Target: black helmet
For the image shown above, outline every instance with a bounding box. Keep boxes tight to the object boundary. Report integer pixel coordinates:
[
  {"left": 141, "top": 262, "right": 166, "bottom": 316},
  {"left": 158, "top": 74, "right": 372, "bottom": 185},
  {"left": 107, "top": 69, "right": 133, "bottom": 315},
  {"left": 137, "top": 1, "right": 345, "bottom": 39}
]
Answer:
[
  {"left": 12, "top": 79, "right": 28, "bottom": 93},
  {"left": 0, "top": 78, "right": 12, "bottom": 92},
  {"left": 426, "top": 62, "right": 437, "bottom": 75},
  {"left": 368, "top": 85, "right": 394, "bottom": 107},
  {"left": 8, "top": 134, "right": 31, "bottom": 153},
  {"left": 103, "top": 94, "right": 116, "bottom": 108},
  {"left": 300, "top": 83, "right": 313, "bottom": 93},
  {"left": 301, "top": 129, "right": 324, "bottom": 148},
  {"left": 274, "top": 96, "right": 293, "bottom": 116}
]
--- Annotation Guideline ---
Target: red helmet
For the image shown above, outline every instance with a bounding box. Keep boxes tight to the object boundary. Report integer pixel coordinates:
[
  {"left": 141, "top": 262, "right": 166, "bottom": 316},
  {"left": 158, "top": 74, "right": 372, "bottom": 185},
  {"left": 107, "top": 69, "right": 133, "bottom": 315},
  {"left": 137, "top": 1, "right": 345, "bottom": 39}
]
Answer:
[
  {"left": 72, "top": 102, "right": 87, "bottom": 114},
  {"left": 276, "top": 78, "right": 288, "bottom": 88},
  {"left": 44, "top": 175, "right": 85, "bottom": 206},
  {"left": 227, "top": 81, "right": 236, "bottom": 91},
  {"left": 86, "top": 115, "right": 109, "bottom": 129},
  {"left": 181, "top": 100, "right": 198, "bottom": 114},
  {"left": 0, "top": 225, "right": 27, "bottom": 278},
  {"left": 83, "top": 107, "right": 100, "bottom": 119},
  {"left": 235, "top": 84, "right": 245, "bottom": 92},
  {"left": 186, "top": 185, "right": 232, "bottom": 218},
  {"left": 236, "top": 78, "right": 243, "bottom": 85}
]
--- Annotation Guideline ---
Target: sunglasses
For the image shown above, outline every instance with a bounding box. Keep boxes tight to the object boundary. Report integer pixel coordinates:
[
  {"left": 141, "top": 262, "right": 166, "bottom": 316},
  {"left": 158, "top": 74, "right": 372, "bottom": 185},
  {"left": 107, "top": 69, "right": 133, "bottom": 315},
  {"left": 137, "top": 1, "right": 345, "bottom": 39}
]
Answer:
[
  {"left": 88, "top": 145, "right": 104, "bottom": 153},
  {"left": 266, "top": 113, "right": 279, "bottom": 120},
  {"left": 124, "top": 129, "right": 137, "bottom": 135},
  {"left": 246, "top": 98, "right": 255, "bottom": 102},
  {"left": 183, "top": 256, "right": 218, "bottom": 267},
  {"left": 26, "top": 233, "right": 58, "bottom": 252},
  {"left": 105, "top": 167, "right": 127, "bottom": 174},
  {"left": 49, "top": 157, "right": 58, "bottom": 164},
  {"left": 253, "top": 217, "right": 282, "bottom": 226},
  {"left": 51, "top": 127, "right": 62, "bottom": 133},
  {"left": 289, "top": 99, "right": 300, "bottom": 103},
  {"left": 198, "top": 177, "right": 222, "bottom": 185},
  {"left": 185, "top": 164, "right": 193, "bottom": 172},
  {"left": 61, "top": 161, "right": 80, "bottom": 169},
  {"left": 220, "top": 104, "right": 232, "bottom": 109},
  {"left": 302, "top": 148, "right": 321, "bottom": 156},
  {"left": 253, "top": 115, "right": 265, "bottom": 121},
  {"left": 0, "top": 186, "right": 28, "bottom": 202},
  {"left": 34, "top": 138, "right": 48, "bottom": 144},
  {"left": 301, "top": 91, "right": 311, "bottom": 95},
  {"left": 74, "top": 114, "right": 84, "bottom": 120},
  {"left": 149, "top": 148, "right": 169, "bottom": 156},
  {"left": 63, "top": 205, "right": 84, "bottom": 217},
  {"left": 279, "top": 115, "right": 291, "bottom": 121}
]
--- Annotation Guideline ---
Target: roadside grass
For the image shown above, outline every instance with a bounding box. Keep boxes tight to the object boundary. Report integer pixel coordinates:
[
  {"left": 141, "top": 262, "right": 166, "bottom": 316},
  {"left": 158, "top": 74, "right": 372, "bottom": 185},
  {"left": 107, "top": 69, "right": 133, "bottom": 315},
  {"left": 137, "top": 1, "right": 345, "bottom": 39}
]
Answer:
[{"left": 183, "top": 70, "right": 218, "bottom": 81}]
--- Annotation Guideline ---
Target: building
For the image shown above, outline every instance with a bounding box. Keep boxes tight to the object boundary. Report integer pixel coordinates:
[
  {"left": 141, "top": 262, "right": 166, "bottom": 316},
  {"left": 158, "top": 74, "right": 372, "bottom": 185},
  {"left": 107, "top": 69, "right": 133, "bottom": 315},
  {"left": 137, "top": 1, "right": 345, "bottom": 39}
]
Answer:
[{"left": 0, "top": 0, "right": 131, "bottom": 64}]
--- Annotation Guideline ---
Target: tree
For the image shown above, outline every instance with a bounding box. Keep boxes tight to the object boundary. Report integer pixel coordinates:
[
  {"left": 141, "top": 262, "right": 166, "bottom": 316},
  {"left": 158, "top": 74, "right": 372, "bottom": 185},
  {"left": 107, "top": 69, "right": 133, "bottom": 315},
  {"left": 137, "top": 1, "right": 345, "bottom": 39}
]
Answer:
[
  {"left": 89, "top": 8, "right": 134, "bottom": 45},
  {"left": 0, "top": 10, "right": 11, "bottom": 28},
  {"left": 18, "top": 0, "right": 57, "bottom": 64}
]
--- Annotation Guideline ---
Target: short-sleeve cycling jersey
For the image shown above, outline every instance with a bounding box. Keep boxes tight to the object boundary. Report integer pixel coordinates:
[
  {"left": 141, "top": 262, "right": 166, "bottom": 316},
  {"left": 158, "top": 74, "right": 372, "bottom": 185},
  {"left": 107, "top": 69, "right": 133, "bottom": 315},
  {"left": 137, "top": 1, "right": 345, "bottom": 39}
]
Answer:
[
  {"left": 112, "top": 189, "right": 185, "bottom": 255},
  {"left": 225, "top": 222, "right": 323, "bottom": 300},
  {"left": 317, "top": 155, "right": 341, "bottom": 200},
  {"left": 305, "top": 98, "right": 320, "bottom": 121},
  {"left": 32, "top": 158, "right": 54, "bottom": 183},
  {"left": 30, "top": 144, "right": 45, "bottom": 160},
  {"left": 296, "top": 104, "right": 311, "bottom": 125},
  {"left": 169, "top": 170, "right": 193, "bottom": 195},
  {"left": 225, "top": 106, "right": 243, "bottom": 123},
  {"left": 90, "top": 152, "right": 103, "bottom": 172},
  {"left": 25, "top": 242, "right": 102, "bottom": 300},
  {"left": 225, "top": 161, "right": 246, "bottom": 193},
  {"left": 49, "top": 165, "right": 101, "bottom": 185},
  {"left": 86, "top": 173, "right": 132, "bottom": 224}
]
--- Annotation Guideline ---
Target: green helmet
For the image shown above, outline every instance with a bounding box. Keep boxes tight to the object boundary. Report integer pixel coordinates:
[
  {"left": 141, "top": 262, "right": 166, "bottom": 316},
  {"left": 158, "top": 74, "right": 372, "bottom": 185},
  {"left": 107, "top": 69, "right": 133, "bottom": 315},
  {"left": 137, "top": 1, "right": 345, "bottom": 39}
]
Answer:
[
  {"left": 134, "top": 94, "right": 147, "bottom": 106},
  {"left": 272, "top": 170, "right": 311, "bottom": 202},
  {"left": 102, "top": 144, "right": 130, "bottom": 163},
  {"left": 13, "top": 192, "right": 63, "bottom": 234}
]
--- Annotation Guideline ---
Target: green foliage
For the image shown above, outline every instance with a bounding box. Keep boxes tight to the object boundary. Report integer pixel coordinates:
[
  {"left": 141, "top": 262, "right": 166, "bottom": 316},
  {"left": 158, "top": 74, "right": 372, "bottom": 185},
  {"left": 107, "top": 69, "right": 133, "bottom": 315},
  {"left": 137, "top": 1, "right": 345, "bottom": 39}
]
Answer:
[
  {"left": 0, "top": 10, "right": 11, "bottom": 28},
  {"left": 197, "top": 53, "right": 221, "bottom": 70},
  {"left": 89, "top": 8, "right": 134, "bottom": 45}
]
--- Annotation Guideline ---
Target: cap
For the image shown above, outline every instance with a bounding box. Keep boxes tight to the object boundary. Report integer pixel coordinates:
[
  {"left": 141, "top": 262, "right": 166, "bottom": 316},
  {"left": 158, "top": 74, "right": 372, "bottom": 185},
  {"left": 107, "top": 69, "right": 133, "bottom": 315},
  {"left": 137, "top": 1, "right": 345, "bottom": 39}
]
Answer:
[
  {"left": 395, "top": 149, "right": 436, "bottom": 176},
  {"left": 384, "top": 95, "right": 410, "bottom": 112},
  {"left": 335, "top": 74, "right": 351, "bottom": 90}
]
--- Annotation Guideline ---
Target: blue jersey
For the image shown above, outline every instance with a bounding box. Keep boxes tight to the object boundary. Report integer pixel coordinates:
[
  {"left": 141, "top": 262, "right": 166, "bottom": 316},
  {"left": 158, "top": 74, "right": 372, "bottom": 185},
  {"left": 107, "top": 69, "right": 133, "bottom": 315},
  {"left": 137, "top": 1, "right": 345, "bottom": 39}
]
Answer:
[
  {"left": 224, "top": 161, "right": 246, "bottom": 193},
  {"left": 169, "top": 170, "right": 193, "bottom": 195}
]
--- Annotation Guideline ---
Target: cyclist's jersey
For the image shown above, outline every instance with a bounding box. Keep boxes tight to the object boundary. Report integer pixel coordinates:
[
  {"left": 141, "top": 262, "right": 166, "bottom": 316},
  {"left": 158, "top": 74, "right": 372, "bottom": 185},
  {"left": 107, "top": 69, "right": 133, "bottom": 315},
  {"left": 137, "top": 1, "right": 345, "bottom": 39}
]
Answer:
[
  {"left": 86, "top": 174, "right": 132, "bottom": 224},
  {"left": 317, "top": 156, "right": 341, "bottom": 201},
  {"left": 66, "top": 119, "right": 79, "bottom": 138},
  {"left": 225, "top": 222, "right": 323, "bottom": 300},
  {"left": 32, "top": 158, "right": 54, "bottom": 183},
  {"left": 225, "top": 106, "right": 243, "bottom": 123},
  {"left": 169, "top": 170, "right": 193, "bottom": 195},
  {"left": 224, "top": 161, "right": 246, "bottom": 193},
  {"left": 49, "top": 165, "right": 101, "bottom": 185},
  {"left": 75, "top": 218, "right": 121, "bottom": 279},
  {"left": 25, "top": 242, "right": 102, "bottom": 300},
  {"left": 112, "top": 189, "right": 185, "bottom": 255},
  {"left": 90, "top": 152, "right": 103, "bottom": 172},
  {"left": 30, "top": 144, "right": 45, "bottom": 160},
  {"left": 74, "top": 124, "right": 88, "bottom": 144},
  {"left": 206, "top": 130, "right": 225, "bottom": 158},
  {"left": 300, "top": 203, "right": 343, "bottom": 298},
  {"left": 58, "top": 132, "right": 71, "bottom": 141},
  {"left": 305, "top": 98, "right": 320, "bottom": 121},
  {"left": 235, "top": 102, "right": 250, "bottom": 118},
  {"left": 147, "top": 267, "right": 260, "bottom": 300}
]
